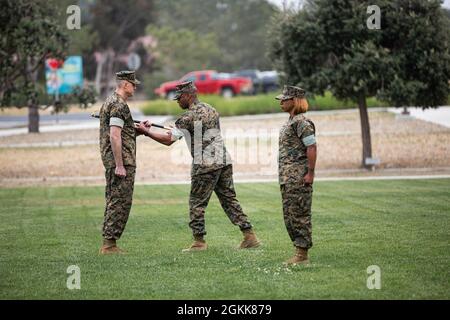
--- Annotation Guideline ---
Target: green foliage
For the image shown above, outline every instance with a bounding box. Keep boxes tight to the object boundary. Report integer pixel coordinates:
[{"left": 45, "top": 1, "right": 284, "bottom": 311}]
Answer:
[
  {"left": 0, "top": 85, "right": 97, "bottom": 113},
  {"left": 69, "top": 85, "right": 97, "bottom": 109},
  {"left": 66, "top": 25, "right": 99, "bottom": 57},
  {"left": 308, "top": 92, "right": 387, "bottom": 110},
  {"left": 89, "top": 0, "right": 156, "bottom": 52},
  {"left": 48, "top": 85, "right": 97, "bottom": 114},
  {"left": 0, "top": 179, "right": 449, "bottom": 299},
  {"left": 141, "top": 92, "right": 386, "bottom": 116},
  {"left": 269, "top": 0, "right": 450, "bottom": 108},
  {"left": 154, "top": 0, "right": 277, "bottom": 71},
  {"left": 445, "top": 8, "right": 450, "bottom": 19},
  {"left": 55, "top": 0, "right": 99, "bottom": 57},
  {"left": 378, "top": 0, "right": 450, "bottom": 108},
  {"left": 142, "top": 94, "right": 279, "bottom": 116},
  {"left": 146, "top": 25, "right": 221, "bottom": 78},
  {"left": 269, "top": 0, "right": 450, "bottom": 167},
  {"left": 0, "top": 0, "right": 68, "bottom": 108},
  {"left": 0, "top": 0, "right": 98, "bottom": 116},
  {"left": 57, "top": 0, "right": 156, "bottom": 80},
  {"left": 142, "top": 71, "right": 176, "bottom": 100}
]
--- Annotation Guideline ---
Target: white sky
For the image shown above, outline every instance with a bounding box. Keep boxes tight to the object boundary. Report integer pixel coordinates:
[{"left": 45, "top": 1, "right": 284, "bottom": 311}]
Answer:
[
  {"left": 267, "top": 0, "right": 450, "bottom": 9},
  {"left": 266, "top": 0, "right": 303, "bottom": 10}
]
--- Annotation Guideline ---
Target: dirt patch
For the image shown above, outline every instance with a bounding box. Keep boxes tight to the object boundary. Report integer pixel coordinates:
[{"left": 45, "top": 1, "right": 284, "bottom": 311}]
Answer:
[{"left": 1, "top": 111, "right": 450, "bottom": 187}]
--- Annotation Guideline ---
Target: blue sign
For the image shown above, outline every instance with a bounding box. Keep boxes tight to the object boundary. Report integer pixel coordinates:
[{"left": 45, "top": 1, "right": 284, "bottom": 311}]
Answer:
[{"left": 46, "top": 56, "right": 83, "bottom": 95}]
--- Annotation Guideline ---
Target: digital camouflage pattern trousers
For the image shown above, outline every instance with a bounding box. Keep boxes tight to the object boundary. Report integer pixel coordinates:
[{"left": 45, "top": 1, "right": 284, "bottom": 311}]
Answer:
[
  {"left": 280, "top": 183, "right": 313, "bottom": 249},
  {"left": 103, "top": 166, "right": 136, "bottom": 240},
  {"left": 189, "top": 164, "right": 252, "bottom": 236}
]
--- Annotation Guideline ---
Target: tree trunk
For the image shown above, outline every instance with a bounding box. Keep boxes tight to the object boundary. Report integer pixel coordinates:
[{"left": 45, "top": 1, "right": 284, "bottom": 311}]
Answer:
[
  {"left": 105, "top": 49, "right": 115, "bottom": 96},
  {"left": 28, "top": 104, "right": 39, "bottom": 133},
  {"left": 94, "top": 52, "right": 105, "bottom": 96},
  {"left": 27, "top": 57, "right": 40, "bottom": 133},
  {"left": 401, "top": 106, "right": 410, "bottom": 115},
  {"left": 357, "top": 93, "right": 373, "bottom": 169}
]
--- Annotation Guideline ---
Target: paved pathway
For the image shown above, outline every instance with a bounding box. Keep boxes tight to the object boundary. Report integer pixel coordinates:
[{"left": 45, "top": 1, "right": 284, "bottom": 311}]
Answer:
[
  {"left": 0, "top": 111, "right": 170, "bottom": 137},
  {"left": 388, "top": 106, "right": 450, "bottom": 128}
]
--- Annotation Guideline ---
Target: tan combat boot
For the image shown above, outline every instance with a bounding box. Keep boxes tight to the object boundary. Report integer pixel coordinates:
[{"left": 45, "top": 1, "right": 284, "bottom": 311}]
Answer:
[
  {"left": 182, "top": 235, "right": 208, "bottom": 252},
  {"left": 99, "top": 239, "right": 127, "bottom": 255},
  {"left": 239, "top": 229, "right": 261, "bottom": 249},
  {"left": 284, "top": 247, "right": 309, "bottom": 266}
]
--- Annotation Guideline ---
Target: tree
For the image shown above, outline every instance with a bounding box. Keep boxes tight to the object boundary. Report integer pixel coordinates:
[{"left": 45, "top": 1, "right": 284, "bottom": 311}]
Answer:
[
  {"left": 378, "top": 1, "right": 450, "bottom": 110},
  {"left": 154, "top": 0, "right": 277, "bottom": 71},
  {"left": 0, "top": 0, "right": 98, "bottom": 133},
  {"left": 88, "top": 0, "right": 156, "bottom": 95},
  {"left": 143, "top": 25, "right": 221, "bottom": 98},
  {"left": 269, "top": 0, "right": 450, "bottom": 169},
  {"left": 0, "top": 0, "right": 68, "bottom": 133},
  {"left": 55, "top": 0, "right": 99, "bottom": 58},
  {"left": 146, "top": 26, "right": 221, "bottom": 77}
]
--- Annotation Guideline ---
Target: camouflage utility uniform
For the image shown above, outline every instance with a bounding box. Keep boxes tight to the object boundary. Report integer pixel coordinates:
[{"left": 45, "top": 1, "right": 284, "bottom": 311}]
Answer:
[
  {"left": 278, "top": 113, "right": 316, "bottom": 249},
  {"left": 175, "top": 101, "right": 252, "bottom": 237},
  {"left": 99, "top": 92, "right": 136, "bottom": 241}
]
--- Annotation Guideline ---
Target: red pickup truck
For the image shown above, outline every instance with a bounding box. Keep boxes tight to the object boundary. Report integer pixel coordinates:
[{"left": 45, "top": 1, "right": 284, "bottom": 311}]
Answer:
[{"left": 154, "top": 70, "right": 253, "bottom": 99}]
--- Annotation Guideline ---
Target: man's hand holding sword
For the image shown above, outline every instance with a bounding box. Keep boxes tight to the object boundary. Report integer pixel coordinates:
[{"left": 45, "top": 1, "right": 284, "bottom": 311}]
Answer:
[{"left": 135, "top": 120, "right": 184, "bottom": 146}]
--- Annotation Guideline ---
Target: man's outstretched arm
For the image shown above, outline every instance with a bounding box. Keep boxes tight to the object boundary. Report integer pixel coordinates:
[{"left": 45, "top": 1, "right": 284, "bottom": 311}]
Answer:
[{"left": 136, "top": 121, "right": 176, "bottom": 146}]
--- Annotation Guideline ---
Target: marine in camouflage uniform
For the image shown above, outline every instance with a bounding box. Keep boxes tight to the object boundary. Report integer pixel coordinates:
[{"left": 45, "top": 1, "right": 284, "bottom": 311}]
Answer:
[
  {"left": 136, "top": 81, "right": 260, "bottom": 252},
  {"left": 276, "top": 85, "right": 317, "bottom": 265},
  {"left": 98, "top": 70, "right": 140, "bottom": 254},
  {"left": 175, "top": 99, "right": 250, "bottom": 235}
]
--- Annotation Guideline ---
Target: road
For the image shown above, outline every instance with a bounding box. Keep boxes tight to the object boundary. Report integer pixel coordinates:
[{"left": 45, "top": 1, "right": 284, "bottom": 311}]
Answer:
[{"left": 0, "top": 110, "right": 171, "bottom": 137}]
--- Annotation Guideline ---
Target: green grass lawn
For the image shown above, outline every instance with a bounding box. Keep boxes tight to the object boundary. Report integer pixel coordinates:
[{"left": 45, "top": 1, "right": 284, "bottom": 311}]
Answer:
[{"left": 0, "top": 179, "right": 449, "bottom": 299}]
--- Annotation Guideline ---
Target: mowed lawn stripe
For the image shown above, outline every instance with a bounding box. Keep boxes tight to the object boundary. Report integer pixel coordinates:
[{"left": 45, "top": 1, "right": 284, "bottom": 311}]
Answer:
[{"left": 0, "top": 179, "right": 448, "bottom": 299}]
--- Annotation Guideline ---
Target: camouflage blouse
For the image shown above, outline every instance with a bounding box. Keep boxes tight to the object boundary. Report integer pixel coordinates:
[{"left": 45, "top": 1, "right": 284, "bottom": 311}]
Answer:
[
  {"left": 99, "top": 92, "right": 136, "bottom": 169},
  {"left": 175, "top": 102, "right": 231, "bottom": 176},
  {"left": 278, "top": 114, "right": 316, "bottom": 185}
]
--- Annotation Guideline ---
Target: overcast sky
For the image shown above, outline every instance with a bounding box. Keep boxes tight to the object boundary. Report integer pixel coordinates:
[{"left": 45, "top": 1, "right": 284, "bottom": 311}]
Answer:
[{"left": 267, "top": 0, "right": 450, "bottom": 9}]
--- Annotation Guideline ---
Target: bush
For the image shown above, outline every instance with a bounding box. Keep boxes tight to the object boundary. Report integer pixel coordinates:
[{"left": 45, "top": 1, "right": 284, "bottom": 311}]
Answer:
[
  {"left": 141, "top": 92, "right": 388, "bottom": 116},
  {"left": 308, "top": 91, "right": 388, "bottom": 111},
  {"left": 142, "top": 71, "right": 174, "bottom": 100}
]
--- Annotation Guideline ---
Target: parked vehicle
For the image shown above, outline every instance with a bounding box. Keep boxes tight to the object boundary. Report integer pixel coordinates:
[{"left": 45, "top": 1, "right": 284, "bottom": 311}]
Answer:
[
  {"left": 233, "top": 69, "right": 280, "bottom": 94},
  {"left": 154, "top": 70, "right": 253, "bottom": 99}
]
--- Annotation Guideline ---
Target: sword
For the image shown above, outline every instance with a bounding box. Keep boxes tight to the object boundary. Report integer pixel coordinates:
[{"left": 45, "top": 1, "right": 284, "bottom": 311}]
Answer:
[{"left": 90, "top": 112, "right": 171, "bottom": 130}]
